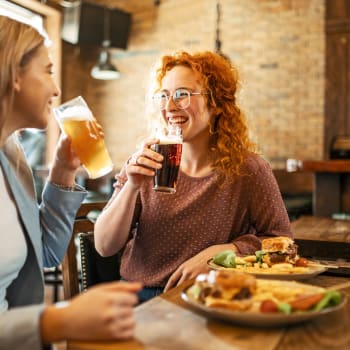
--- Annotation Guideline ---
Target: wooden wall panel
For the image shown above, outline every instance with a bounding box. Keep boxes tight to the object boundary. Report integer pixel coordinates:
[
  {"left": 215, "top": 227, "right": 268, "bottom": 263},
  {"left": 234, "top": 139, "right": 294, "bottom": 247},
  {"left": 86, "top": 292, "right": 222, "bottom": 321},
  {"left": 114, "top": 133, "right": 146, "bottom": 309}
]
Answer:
[{"left": 325, "top": 0, "right": 350, "bottom": 158}]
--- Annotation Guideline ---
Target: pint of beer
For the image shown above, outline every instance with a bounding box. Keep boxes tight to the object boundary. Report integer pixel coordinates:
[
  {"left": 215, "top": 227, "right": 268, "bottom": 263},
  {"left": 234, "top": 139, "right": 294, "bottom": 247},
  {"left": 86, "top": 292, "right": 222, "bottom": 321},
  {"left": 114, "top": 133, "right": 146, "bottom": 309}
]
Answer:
[
  {"left": 153, "top": 125, "right": 182, "bottom": 193},
  {"left": 53, "top": 96, "right": 113, "bottom": 179}
]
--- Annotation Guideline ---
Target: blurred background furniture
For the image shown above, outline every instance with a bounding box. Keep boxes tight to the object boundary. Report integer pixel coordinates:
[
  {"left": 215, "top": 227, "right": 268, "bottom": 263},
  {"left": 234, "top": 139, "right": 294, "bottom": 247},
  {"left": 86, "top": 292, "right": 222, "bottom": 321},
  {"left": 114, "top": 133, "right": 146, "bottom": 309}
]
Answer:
[
  {"left": 292, "top": 215, "right": 350, "bottom": 275},
  {"left": 273, "top": 169, "right": 313, "bottom": 221},
  {"left": 287, "top": 159, "right": 350, "bottom": 217}
]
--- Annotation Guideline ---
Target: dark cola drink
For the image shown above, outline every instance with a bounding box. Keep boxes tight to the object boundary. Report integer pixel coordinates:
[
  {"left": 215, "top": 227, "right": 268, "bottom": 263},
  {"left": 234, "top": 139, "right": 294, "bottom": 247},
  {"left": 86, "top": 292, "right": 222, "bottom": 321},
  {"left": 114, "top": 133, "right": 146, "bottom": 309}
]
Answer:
[
  {"left": 153, "top": 125, "right": 182, "bottom": 193},
  {"left": 153, "top": 142, "right": 182, "bottom": 193}
]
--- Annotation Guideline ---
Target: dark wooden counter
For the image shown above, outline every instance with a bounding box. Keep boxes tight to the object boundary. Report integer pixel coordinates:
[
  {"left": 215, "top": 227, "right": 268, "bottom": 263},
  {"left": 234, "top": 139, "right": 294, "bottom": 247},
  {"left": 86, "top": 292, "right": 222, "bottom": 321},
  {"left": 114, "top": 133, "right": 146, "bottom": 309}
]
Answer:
[
  {"left": 291, "top": 215, "right": 350, "bottom": 262},
  {"left": 287, "top": 159, "right": 350, "bottom": 216},
  {"left": 299, "top": 160, "right": 350, "bottom": 172}
]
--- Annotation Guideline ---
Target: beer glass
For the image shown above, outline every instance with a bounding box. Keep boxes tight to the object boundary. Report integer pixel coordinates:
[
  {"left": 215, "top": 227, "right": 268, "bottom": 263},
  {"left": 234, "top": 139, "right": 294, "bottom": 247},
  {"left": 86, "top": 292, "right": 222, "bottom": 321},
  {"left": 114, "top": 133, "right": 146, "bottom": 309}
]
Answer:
[
  {"left": 153, "top": 125, "right": 182, "bottom": 193},
  {"left": 53, "top": 96, "right": 113, "bottom": 179}
]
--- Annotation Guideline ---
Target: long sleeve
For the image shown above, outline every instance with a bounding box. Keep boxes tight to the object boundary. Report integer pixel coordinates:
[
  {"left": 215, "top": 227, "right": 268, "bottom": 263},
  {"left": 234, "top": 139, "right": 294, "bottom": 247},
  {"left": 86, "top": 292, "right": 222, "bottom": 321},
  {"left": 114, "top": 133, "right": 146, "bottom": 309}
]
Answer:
[
  {"left": 40, "top": 182, "right": 87, "bottom": 267},
  {"left": 0, "top": 305, "right": 44, "bottom": 350}
]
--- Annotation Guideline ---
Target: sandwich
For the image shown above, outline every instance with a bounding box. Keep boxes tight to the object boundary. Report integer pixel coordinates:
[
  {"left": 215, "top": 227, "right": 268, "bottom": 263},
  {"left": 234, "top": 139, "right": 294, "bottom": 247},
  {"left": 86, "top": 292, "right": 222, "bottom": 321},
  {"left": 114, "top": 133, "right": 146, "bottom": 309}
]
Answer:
[
  {"left": 261, "top": 236, "right": 299, "bottom": 266},
  {"left": 193, "top": 270, "right": 256, "bottom": 311}
]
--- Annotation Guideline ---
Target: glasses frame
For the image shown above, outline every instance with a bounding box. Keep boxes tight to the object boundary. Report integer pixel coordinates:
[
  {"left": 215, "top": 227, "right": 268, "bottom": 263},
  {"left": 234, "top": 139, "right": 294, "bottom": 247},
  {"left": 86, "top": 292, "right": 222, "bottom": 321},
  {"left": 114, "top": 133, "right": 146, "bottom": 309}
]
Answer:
[{"left": 152, "top": 88, "right": 208, "bottom": 111}]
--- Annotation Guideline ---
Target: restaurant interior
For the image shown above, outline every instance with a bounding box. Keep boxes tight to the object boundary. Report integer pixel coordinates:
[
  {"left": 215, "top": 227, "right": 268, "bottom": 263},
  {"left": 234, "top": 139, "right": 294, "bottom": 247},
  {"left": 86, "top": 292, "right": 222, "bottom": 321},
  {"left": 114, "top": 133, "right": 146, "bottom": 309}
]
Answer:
[{"left": 2, "top": 1, "right": 350, "bottom": 349}]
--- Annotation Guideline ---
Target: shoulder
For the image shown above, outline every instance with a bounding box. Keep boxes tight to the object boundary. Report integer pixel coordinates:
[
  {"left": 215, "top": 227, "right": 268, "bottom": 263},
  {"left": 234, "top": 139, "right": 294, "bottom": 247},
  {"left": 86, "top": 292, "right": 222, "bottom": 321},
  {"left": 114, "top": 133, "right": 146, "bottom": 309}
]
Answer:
[{"left": 240, "top": 153, "right": 272, "bottom": 175}]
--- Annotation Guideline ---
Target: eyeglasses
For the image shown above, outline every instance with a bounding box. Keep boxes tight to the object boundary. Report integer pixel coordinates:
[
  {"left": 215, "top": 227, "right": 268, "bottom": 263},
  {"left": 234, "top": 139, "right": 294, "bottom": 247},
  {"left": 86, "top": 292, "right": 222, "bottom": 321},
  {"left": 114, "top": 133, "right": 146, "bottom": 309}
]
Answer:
[{"left": 152, "top": 88, "right": 208, "bottom": 110}]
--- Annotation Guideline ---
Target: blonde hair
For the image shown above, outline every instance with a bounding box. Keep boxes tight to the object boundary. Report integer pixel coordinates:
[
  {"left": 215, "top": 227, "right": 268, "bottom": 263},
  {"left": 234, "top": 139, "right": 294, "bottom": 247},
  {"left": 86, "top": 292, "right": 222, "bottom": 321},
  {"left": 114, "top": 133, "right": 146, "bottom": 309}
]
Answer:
[
  {"left": 0, "top": 16, "right": 46, "bottom": 140},
  {"left": 151, "top": 50, "right": 257, "bottom": 180}
]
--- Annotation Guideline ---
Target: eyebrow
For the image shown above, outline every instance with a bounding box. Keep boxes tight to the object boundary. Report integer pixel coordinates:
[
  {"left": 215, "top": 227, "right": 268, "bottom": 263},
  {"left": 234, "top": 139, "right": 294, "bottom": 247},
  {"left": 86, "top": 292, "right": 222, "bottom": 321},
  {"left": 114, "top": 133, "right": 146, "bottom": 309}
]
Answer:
[{"left": 160, "top": 87, "right": 193, "bottom": 92}]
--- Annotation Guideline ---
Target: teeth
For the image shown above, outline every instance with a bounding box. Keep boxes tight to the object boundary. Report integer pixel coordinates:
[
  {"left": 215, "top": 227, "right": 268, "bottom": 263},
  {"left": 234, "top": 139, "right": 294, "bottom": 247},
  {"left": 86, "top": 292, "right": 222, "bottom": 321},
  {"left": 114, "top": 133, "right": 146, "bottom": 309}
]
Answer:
[{"left": 169, "top": 118, "right": 186, "bottom": 124}]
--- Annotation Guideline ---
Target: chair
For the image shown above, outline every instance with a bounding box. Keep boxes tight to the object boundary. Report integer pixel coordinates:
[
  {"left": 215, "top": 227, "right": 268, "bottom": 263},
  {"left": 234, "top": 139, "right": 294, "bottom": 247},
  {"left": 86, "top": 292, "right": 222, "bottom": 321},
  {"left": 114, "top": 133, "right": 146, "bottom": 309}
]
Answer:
[
  {"left": 44, "top": 266, "right": 63, "bottom": 303},
  {"left": 79, "top": 232, "right": 122, "bottom": 291},
  {"left": 61, "top": 200, "right": 121, "bottom": 299}
]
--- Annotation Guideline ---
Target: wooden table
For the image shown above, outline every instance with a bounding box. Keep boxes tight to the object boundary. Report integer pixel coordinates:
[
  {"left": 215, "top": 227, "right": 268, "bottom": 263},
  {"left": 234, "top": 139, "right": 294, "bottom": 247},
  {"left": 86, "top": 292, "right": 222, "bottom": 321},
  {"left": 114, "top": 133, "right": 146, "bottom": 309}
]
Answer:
[
  {"left": 291, "top": 215, "right": 350, "bottom": 261},
  {"left": 287, "top": 159, "right": 350, "bottom": 216},
  {"left": 67, "top": 275, "right": 350, "bottom": 350}
]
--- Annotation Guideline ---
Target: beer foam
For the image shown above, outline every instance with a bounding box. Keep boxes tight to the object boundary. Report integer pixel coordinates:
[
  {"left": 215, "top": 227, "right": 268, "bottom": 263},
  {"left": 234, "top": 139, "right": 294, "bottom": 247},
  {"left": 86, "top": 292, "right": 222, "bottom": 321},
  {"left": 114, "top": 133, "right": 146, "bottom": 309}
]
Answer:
[
  {"left": 58, "top": 106, "right": 92, "bottom": 121},
  {"left": 158, "top": 137, "right": 182, "bottom": 145}
]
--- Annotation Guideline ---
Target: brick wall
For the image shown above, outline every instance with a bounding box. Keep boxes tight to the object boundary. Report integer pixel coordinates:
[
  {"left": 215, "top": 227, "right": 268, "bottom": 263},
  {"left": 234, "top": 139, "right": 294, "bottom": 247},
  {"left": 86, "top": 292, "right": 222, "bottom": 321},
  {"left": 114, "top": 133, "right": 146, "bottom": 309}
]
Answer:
[{"left": 62, "top": 0, "right": 325, "bottom": 171}]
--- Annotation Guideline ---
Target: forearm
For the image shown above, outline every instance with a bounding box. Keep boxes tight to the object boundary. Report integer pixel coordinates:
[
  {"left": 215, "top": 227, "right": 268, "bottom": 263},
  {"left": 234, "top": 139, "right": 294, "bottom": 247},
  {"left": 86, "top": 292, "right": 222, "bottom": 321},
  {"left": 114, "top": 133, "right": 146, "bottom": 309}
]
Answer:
[
  {"left": 95, "top": 181, "right": 140, "bottom": 256},
  {"left": 40, "top": 182, "right": 86, "bottom": 266},
  {"left": 47, "top": 162, "right": 77, "bottom": 187},
  {"left": 0, "top": 305, "right": 46, "bottom": 350}
]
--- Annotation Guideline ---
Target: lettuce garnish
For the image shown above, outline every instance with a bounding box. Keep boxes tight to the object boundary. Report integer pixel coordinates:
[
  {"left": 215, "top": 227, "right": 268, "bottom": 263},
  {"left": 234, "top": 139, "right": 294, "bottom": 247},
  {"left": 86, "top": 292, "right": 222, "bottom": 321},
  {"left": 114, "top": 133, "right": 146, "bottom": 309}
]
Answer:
[
  {"left": 213, "top": 250, "right": 236, "bottom": 268},
  {"left": 313, "top": 290, "right": 342, "bottom": 311}
]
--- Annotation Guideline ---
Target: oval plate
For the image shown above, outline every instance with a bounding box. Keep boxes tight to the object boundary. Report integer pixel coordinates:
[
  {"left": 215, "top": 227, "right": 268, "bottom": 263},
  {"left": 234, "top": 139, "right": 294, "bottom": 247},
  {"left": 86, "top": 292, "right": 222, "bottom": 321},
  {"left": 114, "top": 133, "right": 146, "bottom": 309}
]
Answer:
[
  {"left": 207, "top": 259, "right": 327, "bottom": 281},
  {"left": 181, "top": 285, "right": 347, "bottom": 327}
]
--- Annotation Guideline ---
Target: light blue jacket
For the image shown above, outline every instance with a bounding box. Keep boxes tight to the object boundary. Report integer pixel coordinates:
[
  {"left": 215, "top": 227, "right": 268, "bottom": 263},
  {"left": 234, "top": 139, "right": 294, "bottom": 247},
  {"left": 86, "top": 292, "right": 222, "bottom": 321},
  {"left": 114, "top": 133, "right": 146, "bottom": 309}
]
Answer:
[{"left": 0, "top": 137, "right": 87, "bottom": 350}]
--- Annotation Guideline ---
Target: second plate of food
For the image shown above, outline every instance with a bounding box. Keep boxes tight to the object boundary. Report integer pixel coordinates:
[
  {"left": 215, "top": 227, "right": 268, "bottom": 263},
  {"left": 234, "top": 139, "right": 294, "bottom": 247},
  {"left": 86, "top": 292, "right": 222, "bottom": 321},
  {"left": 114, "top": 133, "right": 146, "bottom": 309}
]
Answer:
[
  {"left": 182, "top": 283, "right": 346, "bottom": 327},
  {"left": 207, "top": 259, "right": 327, "bottom": 281}
]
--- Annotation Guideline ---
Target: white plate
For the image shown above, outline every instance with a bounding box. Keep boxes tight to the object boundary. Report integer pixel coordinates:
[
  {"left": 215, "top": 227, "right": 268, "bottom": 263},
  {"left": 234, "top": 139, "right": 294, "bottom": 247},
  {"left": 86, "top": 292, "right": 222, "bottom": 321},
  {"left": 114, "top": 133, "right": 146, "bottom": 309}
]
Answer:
[
  {"left": 207, "top": 259, "right": 327, "bottom": 281},
  {"left": 181, "top": 285, "right": 347, "bottom": 327}
]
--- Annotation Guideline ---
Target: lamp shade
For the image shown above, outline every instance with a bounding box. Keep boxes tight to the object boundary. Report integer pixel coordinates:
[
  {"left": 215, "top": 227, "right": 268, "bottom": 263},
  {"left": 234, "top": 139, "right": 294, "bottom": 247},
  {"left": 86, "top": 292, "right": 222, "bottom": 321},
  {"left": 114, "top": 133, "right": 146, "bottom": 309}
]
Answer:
[{"left": 91, "top": 49, "right": 120, "bottom": 80}]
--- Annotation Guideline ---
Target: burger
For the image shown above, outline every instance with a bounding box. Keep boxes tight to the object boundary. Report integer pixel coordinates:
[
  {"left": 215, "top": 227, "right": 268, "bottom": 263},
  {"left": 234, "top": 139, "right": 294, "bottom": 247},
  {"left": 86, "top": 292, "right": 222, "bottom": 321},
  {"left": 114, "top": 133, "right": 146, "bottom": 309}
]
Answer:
[
  {"left": 261, "top": 236, "right": 299, "bottom": 266},
  {"left": 192, "top": 270, "right": 256, "bottom": 311}
]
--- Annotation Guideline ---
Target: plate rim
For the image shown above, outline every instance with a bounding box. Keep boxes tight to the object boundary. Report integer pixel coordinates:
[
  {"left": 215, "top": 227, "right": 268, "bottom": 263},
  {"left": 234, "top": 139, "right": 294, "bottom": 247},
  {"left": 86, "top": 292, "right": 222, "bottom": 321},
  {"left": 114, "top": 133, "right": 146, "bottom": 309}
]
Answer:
[{"left": 181, "top": 284, "right": 347, "bottom": 327}]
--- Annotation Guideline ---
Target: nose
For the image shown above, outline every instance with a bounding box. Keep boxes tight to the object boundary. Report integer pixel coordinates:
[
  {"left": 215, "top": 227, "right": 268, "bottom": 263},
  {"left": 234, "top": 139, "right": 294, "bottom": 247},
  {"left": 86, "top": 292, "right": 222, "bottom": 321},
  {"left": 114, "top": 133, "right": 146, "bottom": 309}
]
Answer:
[
  {"left": 165, "top": 94, "right": 177, "bottom": 111},
  {"left": 52, "top": 78, "right": 60, "bottom": 98}
]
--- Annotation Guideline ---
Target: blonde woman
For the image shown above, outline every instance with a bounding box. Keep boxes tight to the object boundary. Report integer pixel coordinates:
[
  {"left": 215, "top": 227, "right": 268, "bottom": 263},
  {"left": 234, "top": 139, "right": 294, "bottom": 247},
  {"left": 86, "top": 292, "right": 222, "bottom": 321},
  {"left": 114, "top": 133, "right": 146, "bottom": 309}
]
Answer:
[
  {"left": 0, "top": 15, "right": 141, "bottom": 349},
  {"left": 95, "top": 51, "right": 292, "bottom": 303}
]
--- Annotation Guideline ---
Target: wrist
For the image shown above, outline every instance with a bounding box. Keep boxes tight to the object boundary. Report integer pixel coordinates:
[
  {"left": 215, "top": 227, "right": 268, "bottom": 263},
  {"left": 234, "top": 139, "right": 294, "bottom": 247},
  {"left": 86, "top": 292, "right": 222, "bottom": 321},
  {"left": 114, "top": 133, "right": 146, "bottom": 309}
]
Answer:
[
  {"left": 49, "top": 163, "right": 78, "bottom": 186},
  {"left": 124, "top": 180, "right": 141, "bottom": 193},
  {"left": 49, "top": 181, "right": 76, "bottom": 191},
  {"left": 40, "top": 303, "right": 70, "bottom": 344},
  {"left": 208, "top": 243, "right": 238, "bottom": 256}
]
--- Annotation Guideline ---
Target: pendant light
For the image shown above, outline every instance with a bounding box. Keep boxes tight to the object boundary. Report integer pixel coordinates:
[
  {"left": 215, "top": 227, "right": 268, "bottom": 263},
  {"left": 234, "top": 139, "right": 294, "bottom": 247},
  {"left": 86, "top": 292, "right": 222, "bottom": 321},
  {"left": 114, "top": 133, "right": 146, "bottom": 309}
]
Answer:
[
  {"left": 90, "top": 7, "right": 120, "bottom": 80},
  {"left": 91, "top": 40, "right": 120, "bottom": 80}
]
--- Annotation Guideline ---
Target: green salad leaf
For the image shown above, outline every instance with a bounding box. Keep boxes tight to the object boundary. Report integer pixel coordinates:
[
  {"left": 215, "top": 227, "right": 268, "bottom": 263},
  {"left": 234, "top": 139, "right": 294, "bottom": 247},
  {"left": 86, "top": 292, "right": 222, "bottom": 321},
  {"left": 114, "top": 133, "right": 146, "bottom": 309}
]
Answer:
[
  {"left": 190, "top": 284, "right": 202, "bottom": 300},
  {"left": 313, "top": 290, "right": 342, "bottom": 312},
  {"left": 255, "top": 250, "right": 266, "bottom": 264},
  {"left": 213, "top": 250, "right": 236, "bottom": 268},
  {"left": 277, "top": 302, "right": 292, "bottom": 314}
]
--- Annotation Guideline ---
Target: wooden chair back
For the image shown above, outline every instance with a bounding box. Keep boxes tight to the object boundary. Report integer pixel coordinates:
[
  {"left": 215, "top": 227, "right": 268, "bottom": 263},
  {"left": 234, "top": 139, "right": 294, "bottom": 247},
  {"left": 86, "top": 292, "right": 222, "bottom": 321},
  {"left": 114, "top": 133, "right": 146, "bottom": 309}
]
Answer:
[
  {"left": 78, "top": 232, "right": 122, "bottom": 291},
  {"left": 61, "top": 201, "right": 107, "bottom": 299}
]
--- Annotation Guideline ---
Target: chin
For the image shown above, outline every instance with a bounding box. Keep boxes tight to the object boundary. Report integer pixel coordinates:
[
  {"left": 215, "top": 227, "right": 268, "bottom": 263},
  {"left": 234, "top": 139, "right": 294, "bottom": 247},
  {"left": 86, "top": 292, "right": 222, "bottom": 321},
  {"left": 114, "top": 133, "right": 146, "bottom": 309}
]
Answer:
[{"left": 35, "top": 118, "right": 48, "bottom": 130}]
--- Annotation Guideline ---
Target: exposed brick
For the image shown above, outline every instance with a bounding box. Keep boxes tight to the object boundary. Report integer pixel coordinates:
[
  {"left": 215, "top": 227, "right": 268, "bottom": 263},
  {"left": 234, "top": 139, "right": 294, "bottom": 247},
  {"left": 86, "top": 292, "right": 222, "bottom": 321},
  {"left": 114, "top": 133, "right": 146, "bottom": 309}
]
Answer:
[{"left": 62, "top": 0, "right": 325, "bottom": 171}]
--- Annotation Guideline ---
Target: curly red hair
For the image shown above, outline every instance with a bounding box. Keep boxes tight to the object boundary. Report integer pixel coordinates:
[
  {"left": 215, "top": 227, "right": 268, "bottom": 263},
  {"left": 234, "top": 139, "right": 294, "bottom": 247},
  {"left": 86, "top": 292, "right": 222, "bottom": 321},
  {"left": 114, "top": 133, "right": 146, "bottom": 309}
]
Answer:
[{"left": 153, "top": 50, "right": 257, "bottom": 179}]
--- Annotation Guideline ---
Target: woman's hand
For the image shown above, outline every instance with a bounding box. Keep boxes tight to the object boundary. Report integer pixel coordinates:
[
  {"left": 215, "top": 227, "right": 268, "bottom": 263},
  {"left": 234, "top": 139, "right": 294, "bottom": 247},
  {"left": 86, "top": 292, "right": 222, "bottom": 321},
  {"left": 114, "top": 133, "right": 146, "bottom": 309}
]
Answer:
[
  {"left": 41, "top": 281, "right": 142, "bottom": 343},
  {"left": 48, "top": 134, "right": 81, "bottom": 187},
  {"left": 54, "top": 135, "right": 81, "bottom": 171},
  {"left": 164, "top": 244, "right": 239, "bottom": 292},
  {"left": 123, "top": 138, "right": 163, "bottom": 190}
]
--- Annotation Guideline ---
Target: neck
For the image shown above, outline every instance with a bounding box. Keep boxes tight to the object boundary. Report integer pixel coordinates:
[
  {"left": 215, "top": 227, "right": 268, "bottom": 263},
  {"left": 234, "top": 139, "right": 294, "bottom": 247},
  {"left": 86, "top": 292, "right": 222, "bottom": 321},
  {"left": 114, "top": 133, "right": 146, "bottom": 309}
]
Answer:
[
  {"left": 181, "top": 142, "right": 213, "bottom": 177},
  {"left": 0, "top": 121, "right": 14, "bottom": 148}
]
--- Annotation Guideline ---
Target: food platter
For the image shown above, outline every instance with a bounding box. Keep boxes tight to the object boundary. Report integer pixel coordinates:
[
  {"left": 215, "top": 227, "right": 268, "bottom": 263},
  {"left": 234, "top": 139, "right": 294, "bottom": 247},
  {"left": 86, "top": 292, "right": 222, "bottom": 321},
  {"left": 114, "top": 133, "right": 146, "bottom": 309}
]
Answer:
[
  {"left": 181, "top": 285, "right": 347, "bottom": 327},
  {"left": 207, "top": 259, "right": 327, "bottom": 281}
]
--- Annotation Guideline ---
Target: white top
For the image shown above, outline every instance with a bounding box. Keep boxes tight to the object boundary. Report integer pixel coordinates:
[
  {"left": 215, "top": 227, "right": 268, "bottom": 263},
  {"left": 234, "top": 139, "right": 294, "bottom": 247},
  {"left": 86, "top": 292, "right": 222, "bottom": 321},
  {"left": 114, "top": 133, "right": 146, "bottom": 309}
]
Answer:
[{"left": 0, "top": 166, "right": 27, "bottom": 311}]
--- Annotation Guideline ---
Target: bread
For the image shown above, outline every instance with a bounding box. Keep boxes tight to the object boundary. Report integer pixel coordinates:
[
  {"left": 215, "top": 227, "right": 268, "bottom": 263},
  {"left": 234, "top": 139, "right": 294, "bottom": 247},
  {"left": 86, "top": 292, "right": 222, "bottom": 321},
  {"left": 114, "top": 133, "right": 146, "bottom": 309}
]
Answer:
[
  {"left": 214, "top": 270, "right": 256, "bottom": 291},
  {"left": 193, "top": 270, "right": 257, "bottom": 311},
  {"left": 261, "top": 236, "right": 299, "bottom": 266},
  {"left": 262, "top": 236, "right": 294, "bottom": 253}
]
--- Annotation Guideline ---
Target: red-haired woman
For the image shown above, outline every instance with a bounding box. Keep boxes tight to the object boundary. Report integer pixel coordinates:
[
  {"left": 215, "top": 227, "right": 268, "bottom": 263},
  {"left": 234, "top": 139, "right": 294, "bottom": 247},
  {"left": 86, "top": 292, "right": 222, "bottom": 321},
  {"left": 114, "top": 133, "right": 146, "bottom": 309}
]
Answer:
[{"left": 95, "top": 51, "right": 291, "bottom": 302}]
